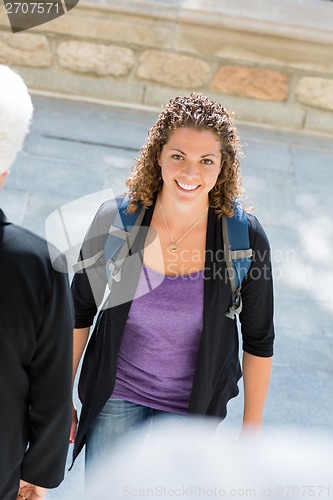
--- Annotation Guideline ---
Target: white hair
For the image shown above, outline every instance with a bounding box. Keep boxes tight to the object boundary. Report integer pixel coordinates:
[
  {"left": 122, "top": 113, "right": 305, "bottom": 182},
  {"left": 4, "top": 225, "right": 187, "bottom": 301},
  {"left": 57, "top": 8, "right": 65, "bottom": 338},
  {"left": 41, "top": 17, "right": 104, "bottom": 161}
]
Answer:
[{"left": 0, "top": 65, "right": 33, "bottom": 174}]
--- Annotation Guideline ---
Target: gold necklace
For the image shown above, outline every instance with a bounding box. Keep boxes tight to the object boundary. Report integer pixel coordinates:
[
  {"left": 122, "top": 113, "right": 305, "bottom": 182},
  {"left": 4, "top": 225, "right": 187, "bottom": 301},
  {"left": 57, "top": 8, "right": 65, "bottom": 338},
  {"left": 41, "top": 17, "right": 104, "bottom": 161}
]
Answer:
[{"left": 159, "top": 202, "right": 208, "bottom": 253}]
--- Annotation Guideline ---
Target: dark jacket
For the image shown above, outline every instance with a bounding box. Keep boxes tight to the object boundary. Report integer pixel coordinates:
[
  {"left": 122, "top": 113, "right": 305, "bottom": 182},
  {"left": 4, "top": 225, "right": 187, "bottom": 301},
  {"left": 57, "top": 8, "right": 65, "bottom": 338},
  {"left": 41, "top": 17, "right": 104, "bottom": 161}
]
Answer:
[
  {"left": 71, "top": 198, "right": 274, "bottom": 464},
  {"left": 0, "top": 209, "right": 73, "bottom": 488}
]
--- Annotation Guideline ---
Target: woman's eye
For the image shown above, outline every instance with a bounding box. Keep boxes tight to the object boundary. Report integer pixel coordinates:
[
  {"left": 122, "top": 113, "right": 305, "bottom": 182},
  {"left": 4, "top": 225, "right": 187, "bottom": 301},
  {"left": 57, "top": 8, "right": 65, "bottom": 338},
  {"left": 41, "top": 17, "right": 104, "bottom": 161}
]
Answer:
[
  {"left": 202, "top": 159, "right": 213, "bottom": 165},
  {"left": 172, "top": 154, "right": 183, "bottom": 160}
]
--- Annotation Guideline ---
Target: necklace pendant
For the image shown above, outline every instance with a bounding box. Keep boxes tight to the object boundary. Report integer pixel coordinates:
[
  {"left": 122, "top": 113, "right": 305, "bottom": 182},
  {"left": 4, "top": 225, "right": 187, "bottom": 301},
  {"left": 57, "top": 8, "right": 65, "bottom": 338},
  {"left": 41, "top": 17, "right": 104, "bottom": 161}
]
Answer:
[{"left": 170, "top": 242, "right": 178, "bottom": 252}]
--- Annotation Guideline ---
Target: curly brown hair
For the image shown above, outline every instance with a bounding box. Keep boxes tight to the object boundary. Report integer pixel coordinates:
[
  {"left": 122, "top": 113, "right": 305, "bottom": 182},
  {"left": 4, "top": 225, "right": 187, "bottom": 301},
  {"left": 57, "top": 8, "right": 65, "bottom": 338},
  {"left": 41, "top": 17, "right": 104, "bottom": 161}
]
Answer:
[{"left": 126, "top": 93, "right": 243, "bottom": 218}]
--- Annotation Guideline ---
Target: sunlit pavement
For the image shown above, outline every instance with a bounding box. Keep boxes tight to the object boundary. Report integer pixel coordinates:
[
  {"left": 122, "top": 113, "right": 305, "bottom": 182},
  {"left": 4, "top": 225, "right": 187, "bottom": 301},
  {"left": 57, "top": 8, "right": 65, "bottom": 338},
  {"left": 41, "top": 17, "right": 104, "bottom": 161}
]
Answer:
[{"left": 2, "top": 95, "right": 333, "bottom": 498}]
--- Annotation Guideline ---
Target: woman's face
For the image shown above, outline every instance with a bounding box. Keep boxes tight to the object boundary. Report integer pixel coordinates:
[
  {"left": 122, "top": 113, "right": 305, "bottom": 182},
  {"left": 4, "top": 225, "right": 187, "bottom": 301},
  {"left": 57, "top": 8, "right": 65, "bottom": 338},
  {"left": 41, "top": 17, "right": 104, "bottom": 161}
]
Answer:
[{"left": 158, "top": 127, "right": 222, "bottom": 207}]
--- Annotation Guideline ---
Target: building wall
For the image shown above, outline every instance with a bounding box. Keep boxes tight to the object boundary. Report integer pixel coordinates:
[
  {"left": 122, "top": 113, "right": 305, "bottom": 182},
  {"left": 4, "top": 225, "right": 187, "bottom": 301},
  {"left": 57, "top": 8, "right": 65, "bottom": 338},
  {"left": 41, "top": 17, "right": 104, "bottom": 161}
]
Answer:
[{"left": 1, "top": 0, "right": 333, "bottom": 134}]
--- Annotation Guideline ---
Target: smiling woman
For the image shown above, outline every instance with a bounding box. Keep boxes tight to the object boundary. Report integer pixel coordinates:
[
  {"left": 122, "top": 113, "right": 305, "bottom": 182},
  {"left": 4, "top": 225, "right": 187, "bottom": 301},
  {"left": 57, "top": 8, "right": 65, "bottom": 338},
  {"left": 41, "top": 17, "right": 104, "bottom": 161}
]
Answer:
[
  {"left": 144, "top": 126, "right": 223, "bottom": 274},
  {"left": 70, "top": 93, "right": 275, "bottom": 482},
  {"left": 127, "top": 93, "right": 242, "bottom": 218}
]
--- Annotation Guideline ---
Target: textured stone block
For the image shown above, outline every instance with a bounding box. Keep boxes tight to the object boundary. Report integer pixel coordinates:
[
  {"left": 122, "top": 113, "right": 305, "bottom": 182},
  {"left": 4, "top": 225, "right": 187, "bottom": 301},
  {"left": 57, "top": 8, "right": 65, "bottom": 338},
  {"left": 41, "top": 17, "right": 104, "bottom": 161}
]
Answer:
[
  {"left": 18, "top": 67, "right": 145, "bottom": 106},
  {"left": 0, "top": 32, "right": 51, "bottom": 67},
  {"left": 26, "top": 7, "right": 172, "bottom": 48},
  {"left": 176, "top": 12, "right": 333, "bottom": 75},
  {"left": 296, "top": 77, "right": 333, "bottom": 111},
  {"left": 210, "top": 66, "right": 289, "bottom": 102},
  {"left": 206, "top": 90, "right": 305, "bottom": 131},
  {"left": 304, "top": 108, "right": 333, "bottom": 136},
  {"left": 137, "top": 50, "right": 211, "bottom": 88},
  {"left": 57, "top": 41, "right": 135, "bottom": 77}
]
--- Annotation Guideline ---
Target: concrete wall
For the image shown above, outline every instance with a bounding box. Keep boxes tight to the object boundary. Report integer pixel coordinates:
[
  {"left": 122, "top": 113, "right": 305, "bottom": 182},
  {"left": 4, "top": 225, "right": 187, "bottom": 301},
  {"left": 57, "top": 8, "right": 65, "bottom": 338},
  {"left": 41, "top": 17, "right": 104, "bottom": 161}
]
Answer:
[{"left": 1, "top": 0, "right": 333, "bottom": 134}]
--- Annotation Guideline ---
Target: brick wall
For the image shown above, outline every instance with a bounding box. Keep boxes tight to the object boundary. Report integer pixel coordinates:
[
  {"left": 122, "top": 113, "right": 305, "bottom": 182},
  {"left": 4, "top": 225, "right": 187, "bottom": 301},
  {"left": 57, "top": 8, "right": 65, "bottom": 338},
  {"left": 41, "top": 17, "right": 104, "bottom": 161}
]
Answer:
[{"left": 1, "top": 0, "right": 333, "bottom": 134}]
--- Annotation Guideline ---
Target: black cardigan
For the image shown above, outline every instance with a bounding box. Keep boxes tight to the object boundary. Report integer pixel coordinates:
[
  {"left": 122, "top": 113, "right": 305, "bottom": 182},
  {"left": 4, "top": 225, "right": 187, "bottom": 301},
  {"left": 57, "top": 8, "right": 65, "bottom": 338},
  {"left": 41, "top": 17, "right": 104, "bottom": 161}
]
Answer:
[{"left": 71, "top": 198, "right": 274, "bottom": 465}]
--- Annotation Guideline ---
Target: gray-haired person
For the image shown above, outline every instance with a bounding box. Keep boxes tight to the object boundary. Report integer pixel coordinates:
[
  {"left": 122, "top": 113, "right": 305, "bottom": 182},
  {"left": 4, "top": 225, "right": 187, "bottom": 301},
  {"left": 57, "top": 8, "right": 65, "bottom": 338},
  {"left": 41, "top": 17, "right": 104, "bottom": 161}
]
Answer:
[{"left": 0, "top": 65, "right": 73, "bottom": 500}]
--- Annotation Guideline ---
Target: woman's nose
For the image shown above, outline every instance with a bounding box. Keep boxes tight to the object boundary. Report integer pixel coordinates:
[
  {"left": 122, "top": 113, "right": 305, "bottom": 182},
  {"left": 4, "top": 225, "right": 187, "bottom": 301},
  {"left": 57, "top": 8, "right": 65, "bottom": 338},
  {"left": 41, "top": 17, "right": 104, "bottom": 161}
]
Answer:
[{"left": 182, "top": 160, "right": 198, "bottom": 177}]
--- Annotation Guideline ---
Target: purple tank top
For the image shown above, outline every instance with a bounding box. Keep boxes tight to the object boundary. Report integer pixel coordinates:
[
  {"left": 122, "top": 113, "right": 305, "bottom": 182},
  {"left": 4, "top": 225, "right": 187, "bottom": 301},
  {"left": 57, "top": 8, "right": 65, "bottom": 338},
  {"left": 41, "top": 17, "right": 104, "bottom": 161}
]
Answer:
[{"left": 112, "top": 265, "right": 204, "bottom": 413}]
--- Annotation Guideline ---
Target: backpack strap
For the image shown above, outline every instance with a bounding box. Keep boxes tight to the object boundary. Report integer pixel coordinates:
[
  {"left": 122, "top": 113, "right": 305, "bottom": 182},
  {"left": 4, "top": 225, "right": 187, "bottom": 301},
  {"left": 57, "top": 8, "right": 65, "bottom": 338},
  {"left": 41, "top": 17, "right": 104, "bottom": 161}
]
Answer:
[
  {"left": 73, "top": 250, "right": 104, "bottom": 273},
  {"left": 222, "top": 204, "right": 253, "bottom": 319},
  {"left": 72, "top": 195, "right": 146, "bottom": 288},
  {"left": 104, "top": 195, "right": 145, "bottom": 288}
]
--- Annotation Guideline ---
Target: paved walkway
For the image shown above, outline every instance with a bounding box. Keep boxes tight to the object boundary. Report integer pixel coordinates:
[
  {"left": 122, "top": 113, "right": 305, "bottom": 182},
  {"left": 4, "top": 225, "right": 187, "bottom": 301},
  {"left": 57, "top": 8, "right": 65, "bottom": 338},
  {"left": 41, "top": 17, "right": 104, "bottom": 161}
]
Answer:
[{"left": 2, "top": 95, "right": 333, "bottom": 498}]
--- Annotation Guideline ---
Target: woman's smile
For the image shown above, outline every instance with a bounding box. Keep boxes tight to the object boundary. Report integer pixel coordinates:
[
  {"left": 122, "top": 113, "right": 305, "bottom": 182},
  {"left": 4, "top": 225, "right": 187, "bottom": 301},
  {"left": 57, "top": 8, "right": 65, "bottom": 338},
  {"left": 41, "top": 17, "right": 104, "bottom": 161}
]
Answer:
[{"left": 176, "top": 180, "right": 201, "bottom": 192}]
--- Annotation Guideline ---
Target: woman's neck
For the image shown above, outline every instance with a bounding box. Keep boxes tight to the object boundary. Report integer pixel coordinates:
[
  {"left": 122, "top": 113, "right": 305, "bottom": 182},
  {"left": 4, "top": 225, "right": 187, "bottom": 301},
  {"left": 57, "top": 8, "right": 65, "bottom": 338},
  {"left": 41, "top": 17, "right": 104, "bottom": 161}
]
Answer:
[{"left": 157, "top": 190, "right": 209, "bottom": 220}]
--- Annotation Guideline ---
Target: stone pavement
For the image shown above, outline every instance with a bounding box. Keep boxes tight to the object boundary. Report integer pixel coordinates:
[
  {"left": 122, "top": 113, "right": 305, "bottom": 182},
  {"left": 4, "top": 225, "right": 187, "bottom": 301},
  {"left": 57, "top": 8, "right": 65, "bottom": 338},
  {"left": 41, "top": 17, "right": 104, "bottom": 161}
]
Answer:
[{"left": 1, "top": 95, "right": 333, "bottom": 498}]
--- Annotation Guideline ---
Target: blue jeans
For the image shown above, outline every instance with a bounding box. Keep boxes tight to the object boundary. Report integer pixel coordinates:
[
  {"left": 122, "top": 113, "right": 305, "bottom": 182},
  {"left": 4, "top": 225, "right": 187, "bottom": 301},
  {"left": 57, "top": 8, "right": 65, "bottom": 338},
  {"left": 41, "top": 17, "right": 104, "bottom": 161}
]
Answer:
[{"left": 85, "top": 398, "right": 183, "bottom": 476}]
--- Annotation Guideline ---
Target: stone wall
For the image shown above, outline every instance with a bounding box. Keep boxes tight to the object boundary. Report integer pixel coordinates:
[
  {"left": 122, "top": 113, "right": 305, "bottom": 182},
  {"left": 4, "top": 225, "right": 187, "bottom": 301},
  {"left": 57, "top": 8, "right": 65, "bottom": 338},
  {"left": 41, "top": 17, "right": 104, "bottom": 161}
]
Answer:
[{"left": 1, "top": 0, "right": 333, "bottom": 134}]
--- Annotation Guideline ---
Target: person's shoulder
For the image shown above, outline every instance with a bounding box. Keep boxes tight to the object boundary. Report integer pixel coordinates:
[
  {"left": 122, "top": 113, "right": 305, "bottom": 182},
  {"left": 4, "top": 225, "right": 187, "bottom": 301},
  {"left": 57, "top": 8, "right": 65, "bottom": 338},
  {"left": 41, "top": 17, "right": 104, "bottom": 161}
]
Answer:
[
  {"left": 5, "top": 222, "right": 49, "bottom": 253},
  {"left": 80, "top": 195, "right": 127, "bottom": 255},
  {"left": 246, "top": 212, "right": 271, "bottom": 251},
  {"left": 87, "top": 194, "right": 133, "bottom": 239},
  {"left": 92, "top": 196, "right": 124, "bottom": 226},
  {"left": 0, "top": 222, "right": 58, "bottom": 278}
]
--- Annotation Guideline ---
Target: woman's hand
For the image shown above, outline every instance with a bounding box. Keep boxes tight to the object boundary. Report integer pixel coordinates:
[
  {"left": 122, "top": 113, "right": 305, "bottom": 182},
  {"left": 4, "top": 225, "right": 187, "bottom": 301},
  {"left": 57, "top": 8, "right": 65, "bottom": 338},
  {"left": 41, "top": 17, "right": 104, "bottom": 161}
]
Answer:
[
  {"left": 17, "top": 480, "right": 46, "bottom": 500},
  {"left": 69, "top": 402, "right": 78, "bottom": 444}
]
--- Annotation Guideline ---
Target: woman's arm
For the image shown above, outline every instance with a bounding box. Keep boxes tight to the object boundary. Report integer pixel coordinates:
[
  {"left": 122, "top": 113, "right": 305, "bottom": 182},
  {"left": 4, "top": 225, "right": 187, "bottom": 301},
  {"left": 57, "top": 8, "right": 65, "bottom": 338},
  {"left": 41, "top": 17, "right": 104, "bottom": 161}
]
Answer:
[
  {"left": 70, "top": 327, "right": 90, "bottom": 444},
  {"left": 69, "top": 201, "right": 117, "bottom": 443},
  {"left": 73, "top": 327, "right": 90, "bottom": 385},
  {"left": 242, "top": 352, "right": 273, "bottom": 429},
  {"left": 239, "top": 215, "right": 274, "bottom": 432}
]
